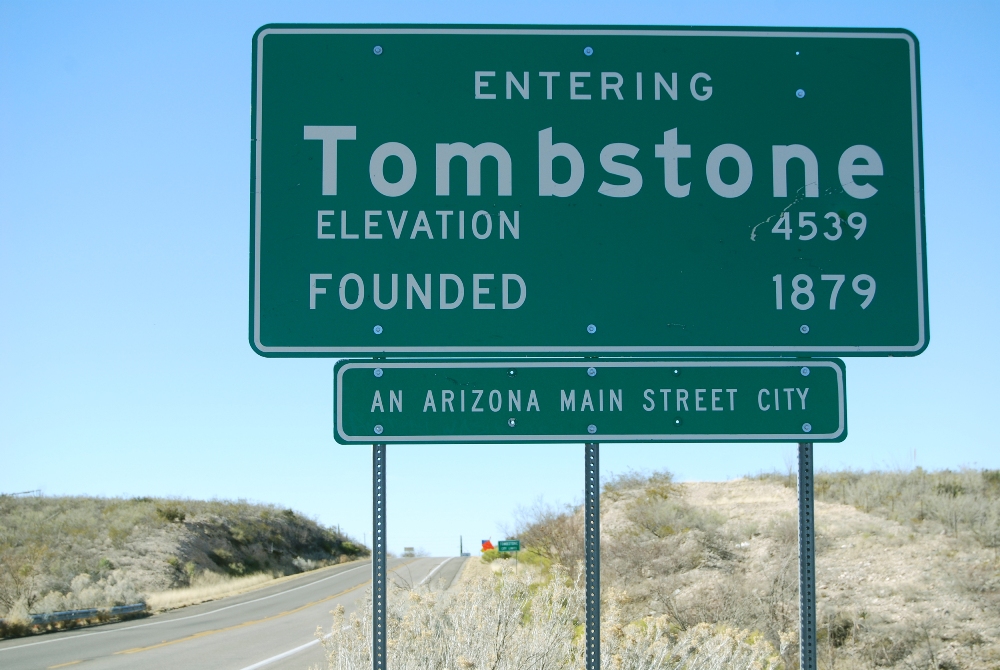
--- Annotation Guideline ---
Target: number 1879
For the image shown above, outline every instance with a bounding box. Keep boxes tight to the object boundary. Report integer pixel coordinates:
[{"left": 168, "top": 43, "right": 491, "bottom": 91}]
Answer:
[{"left": 773, "top": 273, "right": 876, "bottom": 310}]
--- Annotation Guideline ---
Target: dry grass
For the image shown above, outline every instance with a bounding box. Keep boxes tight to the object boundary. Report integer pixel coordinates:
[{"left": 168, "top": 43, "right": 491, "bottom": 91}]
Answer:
[
  {"left": 0, "top": 494, "right": 366, "bottom": 623},
  {"left": 146, "top": 571, "right": 276, "bottom": 611},
  {"left": 146, "top": 558, "right": 363, "bottom": 612},
  {"left": 314, "top": 564, "right": 781, "bottom": 670},
  {"left": 452, "top": 551, "right": 494, "bottom": 587}
]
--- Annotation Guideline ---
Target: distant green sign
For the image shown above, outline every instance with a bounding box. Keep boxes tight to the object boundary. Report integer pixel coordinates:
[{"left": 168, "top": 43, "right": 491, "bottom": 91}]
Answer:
[
  {"left": 497, "top": 540, "right": 521, "bottom": 552},
  {"left": 333, "top": 359, "right": 846, "bottom": 443},
  {"left": 251, "top": 26, "right": 926, "bottom": 357}
]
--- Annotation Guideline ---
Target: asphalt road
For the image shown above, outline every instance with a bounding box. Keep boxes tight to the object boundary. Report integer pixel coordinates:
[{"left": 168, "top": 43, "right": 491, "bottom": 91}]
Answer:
[{"left": 0, "top": 556, "right": 466, "bottom": 670}]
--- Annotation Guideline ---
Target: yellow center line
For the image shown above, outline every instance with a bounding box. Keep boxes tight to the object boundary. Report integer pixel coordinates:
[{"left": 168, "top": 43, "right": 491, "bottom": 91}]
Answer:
[
  {"left": 47, "top": 661, "right": 82, "bottom": 668},
  {"left": 114, "top": 559, "right": 420, "bottom": 656},
  {"left": 114, "top": 583, "right": 365, "bottom": 655}
]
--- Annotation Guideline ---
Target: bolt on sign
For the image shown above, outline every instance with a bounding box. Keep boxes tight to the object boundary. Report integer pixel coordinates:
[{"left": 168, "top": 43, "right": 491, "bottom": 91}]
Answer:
[
  {"left": 333, "top": 359, "right": 846, "bottom": 443},
  {"left": 250, "top": 26, "right": 926, "bottom": 357}
]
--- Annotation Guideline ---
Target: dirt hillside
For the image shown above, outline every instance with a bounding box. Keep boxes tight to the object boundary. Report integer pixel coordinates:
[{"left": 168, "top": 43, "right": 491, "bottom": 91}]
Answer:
[
  {"left": 512, "top": 469, "right": 1000, "bottom": 669},
  {"left": 0, "top": 495, "right": 365, "bottom": 624}
]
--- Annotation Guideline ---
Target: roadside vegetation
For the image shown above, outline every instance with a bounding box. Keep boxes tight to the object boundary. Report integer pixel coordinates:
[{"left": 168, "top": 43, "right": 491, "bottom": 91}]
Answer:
[
  {"left": 315, "top": 563, "right": 781, "bottom": 670},
  {"left": 310, "top": 467, "right": 998, "bottom": 668},
  {"left": 464, "top": 468, "right": 1000, "bottom": 669},
  {"left": 0, "top": 494, "right": 365, "bottom": 636},
  {"left": 756, "top": 467, "right": 1000, "bottom": 554}
]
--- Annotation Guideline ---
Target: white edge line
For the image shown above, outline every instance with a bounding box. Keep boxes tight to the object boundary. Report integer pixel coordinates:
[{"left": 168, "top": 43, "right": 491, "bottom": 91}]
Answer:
[
  {"left": 419, "top": 557, "right": 453, "bottom": 586},
  {"left": 239, "top": 639, "right": 320, "bottom": 670},
  {"left": 0, "top": 563, "right": 369, "bottom": 653},
  {"left": 335, "top": 360, "right": 844, "bottom": 441},
  {"left": 252, "top": 28, "right": 924, "bottom": 354},
  {"left": 239, "top": 557, "right": 438, "bottom": 670},
  {"left": 238, "top": 555, "right": 449, "bottom": 670}
]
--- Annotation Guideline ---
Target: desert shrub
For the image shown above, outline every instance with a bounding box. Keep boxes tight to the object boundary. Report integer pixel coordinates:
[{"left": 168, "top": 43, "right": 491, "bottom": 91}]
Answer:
[
  {"left": 31, "top": 572, "right": 143, "bottom": 613},
  {"left": 479, "top": 548, "right": 502, "bottom": 563},
  {"left": 0, "top": 543, "right": 45, "bottom": 612},
  {"left": 293, "top": 556, "right": 321, "bottom": 572},
  {"left": 319, "top": 565, "right": 583, "bottom": 670},
  {"left": 984, "top": 470, "right": 1000, "bottom": 493},
  {"left": 818, "top": 611, "right": 856, "bottom": 649},
  {"left": 183, "top": 561, "right": 198, "bottom": 582},
  {"left": 757, "top": 467, "right": 1000, "bottom": 541},
  {"left": 316, "top": 566, "right": 780, "bottom": 670},
  {"left": 340, "top": 541, "right": 361, "bottom": 556},
  {"left": 971, "top": 500, "right": 1000, "bottom": 557},
  {"left": 0, "top": 598, "right": 33, "bottom": 637},
  {"left": 604, "top": 469, "right": 679, "bottom": 502},
  {"left": 507, "top": 499, "right": 584, "bottom": 567},
  {"left": 603, "top": 616, "right": 781, "bottom": 670},
  {"left": 0, "top": 495, "right": 364, "bottom": 617},
  {"left": 156, "top": 504, "right": 186, "bottom": 523},
  {"left": 626, "top": 495, "right": 724, "bottom": 540},
  {"left": 763, "top": 513, "right": 799, "bottom": 546}
]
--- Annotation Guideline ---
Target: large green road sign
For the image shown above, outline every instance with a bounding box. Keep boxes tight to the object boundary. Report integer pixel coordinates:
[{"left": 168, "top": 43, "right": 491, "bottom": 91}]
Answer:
[
  {"left": 497, "top": 540, "right": 521, "bottom": 552},
  {"left": 252, "top": 26, "right": 926, "bottom": 357},
  {"left": 333, "top": 359, "right": 846, "bottom": 443}
]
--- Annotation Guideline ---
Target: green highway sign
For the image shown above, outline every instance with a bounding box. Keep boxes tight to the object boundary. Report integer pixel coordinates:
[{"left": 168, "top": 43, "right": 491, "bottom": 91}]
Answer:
[
  {"left": 497, "top": 540, "right": 521, "bottom": 552},
  {"left": 251, "top": 26, "right": 926, "bottom": 357},
  {"left": 333, "top": 359, "right": 846, "bottom": 443}
]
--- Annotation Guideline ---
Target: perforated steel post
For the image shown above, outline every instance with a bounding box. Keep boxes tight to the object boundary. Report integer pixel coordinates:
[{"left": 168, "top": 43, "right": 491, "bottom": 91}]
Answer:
[
  {"left": 372, "top": 443, "right": 387, "bottom": 670},
  {"left": 585, "top": 442, "right": 600, "bottom": 670},
  {"left": 798, "top": 442, "right": 817, "bottom": 670}
]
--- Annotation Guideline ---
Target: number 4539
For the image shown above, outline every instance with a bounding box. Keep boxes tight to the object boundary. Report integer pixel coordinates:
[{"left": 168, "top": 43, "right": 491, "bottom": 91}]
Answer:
[
  {"left": 773, "top": 274, "right": 876, "bottom": 310},
  {"left": 772, "top": 211, "right": 866, "bottom": 241}
]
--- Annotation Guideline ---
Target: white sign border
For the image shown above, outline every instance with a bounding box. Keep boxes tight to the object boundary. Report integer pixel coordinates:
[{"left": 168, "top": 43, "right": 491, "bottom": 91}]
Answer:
[
  {"left": 253, "top": 27, "right": 924, "bottom": 356},
  {"left": 334, "top": 359, "right": 846, "bottom": 442}
]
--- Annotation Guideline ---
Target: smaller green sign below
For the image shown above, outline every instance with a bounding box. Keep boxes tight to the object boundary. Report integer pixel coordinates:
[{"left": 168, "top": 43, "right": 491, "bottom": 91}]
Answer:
[
  {"left": 334, "top": 359, "right": 845, "bottom": 443},
  {"left": 497, "top": 540, "right": 521, "bottom": 552}
]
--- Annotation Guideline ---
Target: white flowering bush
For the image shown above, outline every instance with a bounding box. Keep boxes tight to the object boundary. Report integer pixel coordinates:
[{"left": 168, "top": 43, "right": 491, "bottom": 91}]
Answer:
[
  {"left": 316, "top": 564, "right": 780, "bottom": 670},
  {"left": 30, "top": 572, "right": 144, "bottom": 613}
]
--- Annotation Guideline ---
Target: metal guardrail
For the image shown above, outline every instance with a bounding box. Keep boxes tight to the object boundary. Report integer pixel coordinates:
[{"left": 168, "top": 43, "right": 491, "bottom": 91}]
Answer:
[{"left": 1, "top": 602, "right": 146, "bottom": 627}]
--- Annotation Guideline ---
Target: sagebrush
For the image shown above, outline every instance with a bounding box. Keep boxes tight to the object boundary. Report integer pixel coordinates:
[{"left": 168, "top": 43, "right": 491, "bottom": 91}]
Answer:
[
  {"left": 316, "top": 565, "right": 781, "bottom": 670},
  {"left": 0, "top": 494, "right": 365, "bottom": 620}
]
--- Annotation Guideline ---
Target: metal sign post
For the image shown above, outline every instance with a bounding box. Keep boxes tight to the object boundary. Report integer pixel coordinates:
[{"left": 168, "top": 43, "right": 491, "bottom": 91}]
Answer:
[
  {"left": 798, "top": 442, "right": 817, "bottom": 670},
  {"left": 358, "top": 368, "right": 835, "bottom": 669},
  {"left": 372, "top": 443, "right": 387, "bottom": 670},
  {"left": 367, "top": 437, "right": 820, "bottom": 669},
  {"left": 585, "top": 442, "right": 600, "bottom": 670},
  {"left": 367, "top": 442, "right": 604, "bottom": 670},
  {"left": 583, "top": 440, "right": 818, "bottom": 670}
]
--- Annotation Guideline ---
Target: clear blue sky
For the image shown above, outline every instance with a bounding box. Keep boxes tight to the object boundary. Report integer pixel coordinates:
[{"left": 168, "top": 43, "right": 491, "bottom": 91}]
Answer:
[{"left": 1, "top": 1, "right": 998, "bottom": 557}]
